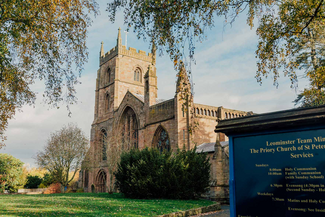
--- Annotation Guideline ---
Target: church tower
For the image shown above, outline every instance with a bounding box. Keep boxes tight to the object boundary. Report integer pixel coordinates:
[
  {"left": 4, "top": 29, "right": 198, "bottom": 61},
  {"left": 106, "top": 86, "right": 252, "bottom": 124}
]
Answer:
[{"left": 93, "top": 28, "right": 156, "bottom": 124}]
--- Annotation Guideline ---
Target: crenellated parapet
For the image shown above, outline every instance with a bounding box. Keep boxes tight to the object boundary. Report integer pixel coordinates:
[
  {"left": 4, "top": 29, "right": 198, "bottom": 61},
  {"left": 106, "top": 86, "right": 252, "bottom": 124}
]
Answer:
[
  {"left": 100, "top": 28, "right": 155, "bottom": 66},
  {"left": 100, "top": 47, "right": 117, "bottom": 65},
  {"left": 100, "top": 45, "right": 155, "bottom": 66},
  {"left": 193, "top": 104, "right": 253, "bottom": 120}
]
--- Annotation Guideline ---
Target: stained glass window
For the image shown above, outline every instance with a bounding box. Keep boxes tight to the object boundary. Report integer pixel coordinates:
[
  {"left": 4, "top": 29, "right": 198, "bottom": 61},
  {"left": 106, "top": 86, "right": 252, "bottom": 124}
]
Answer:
[{"left": 153, "top": 126, "right": 170, "bottom": 152}]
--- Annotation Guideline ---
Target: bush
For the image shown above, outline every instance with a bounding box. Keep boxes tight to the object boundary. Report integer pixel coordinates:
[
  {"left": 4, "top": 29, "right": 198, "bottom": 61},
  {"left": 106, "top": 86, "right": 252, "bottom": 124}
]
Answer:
[
  {"left": 76, "top": 188, "right": 84, "bottom": 193},
  {"left": 6, "top": 185, "right": 18, "bottom": 193},
  {"left": 24, "top": 175, "right": 43, "bottom": 189},
  {"left": 38, "top": 183, "right": 46, "bottom": 189},
  {"left": 115, "top": 147, "right": 210, "bottom": 199}
]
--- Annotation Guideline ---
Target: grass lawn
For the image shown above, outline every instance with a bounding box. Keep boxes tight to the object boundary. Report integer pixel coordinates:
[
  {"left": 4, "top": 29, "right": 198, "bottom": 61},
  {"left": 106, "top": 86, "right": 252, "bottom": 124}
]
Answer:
[{"left": 0, "top": 193, "right": 215, "bottom": 216}]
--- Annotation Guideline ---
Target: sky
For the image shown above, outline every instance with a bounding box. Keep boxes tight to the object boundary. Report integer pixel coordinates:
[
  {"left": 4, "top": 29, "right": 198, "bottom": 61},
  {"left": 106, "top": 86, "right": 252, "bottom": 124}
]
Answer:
[{"left": 1, "top": 1, "right": 309, "bottom": 167}]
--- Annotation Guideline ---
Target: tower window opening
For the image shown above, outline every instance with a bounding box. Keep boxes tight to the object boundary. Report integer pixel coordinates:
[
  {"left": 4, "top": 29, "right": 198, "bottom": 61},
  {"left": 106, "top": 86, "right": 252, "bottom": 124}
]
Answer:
[
  {"left": 134, "top": 68, "right": 142, "bottom": 82},
  {"left": 107, "top": 68, "right": 111, "bottom": 83}
]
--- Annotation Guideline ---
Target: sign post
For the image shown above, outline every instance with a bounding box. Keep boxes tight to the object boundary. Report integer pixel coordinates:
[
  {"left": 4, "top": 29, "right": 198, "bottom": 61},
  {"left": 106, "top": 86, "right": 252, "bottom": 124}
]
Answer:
[{"left": 215, "top": 106, "right": 325, "bottom": 217}]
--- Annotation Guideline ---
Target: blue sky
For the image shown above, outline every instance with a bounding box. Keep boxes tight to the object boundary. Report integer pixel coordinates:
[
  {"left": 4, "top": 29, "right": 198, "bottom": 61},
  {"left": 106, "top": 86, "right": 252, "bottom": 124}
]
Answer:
[{"left": 1, "top": 1, "right": 308, "bottom": 167}]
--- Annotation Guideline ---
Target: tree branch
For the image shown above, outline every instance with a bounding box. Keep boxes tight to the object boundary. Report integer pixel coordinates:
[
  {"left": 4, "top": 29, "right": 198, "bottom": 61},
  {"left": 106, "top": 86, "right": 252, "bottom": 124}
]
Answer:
[{"left": 300, "top": 0, "right": 324, "bottom": 34}]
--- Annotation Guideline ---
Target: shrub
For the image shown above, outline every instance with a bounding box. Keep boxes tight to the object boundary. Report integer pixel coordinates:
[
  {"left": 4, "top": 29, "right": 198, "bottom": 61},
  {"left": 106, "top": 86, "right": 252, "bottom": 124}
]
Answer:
[
  {"left": 115, "top": 147, "right": 210, "bottom": 199},
  {"left": 43, "top": 183, "right": 61, "bottom": 194},
  {"left": 76, "top": 188, "right": 84, "bottom": 193},
  {"left": 65, "top": 188, "right": 74, "bottom": 193},
  {"left": 38, "top": 183, "right": 46, "bottom": 189},
  {"left": 24, "top": 175, "right": 43, "bottom": 189}
]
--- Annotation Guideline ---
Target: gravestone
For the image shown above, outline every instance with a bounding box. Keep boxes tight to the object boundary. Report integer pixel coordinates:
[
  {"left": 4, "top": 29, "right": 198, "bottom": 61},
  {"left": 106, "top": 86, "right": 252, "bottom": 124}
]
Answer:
[{"left": 215, "top": 106, "right": 325, "bottom": 217}]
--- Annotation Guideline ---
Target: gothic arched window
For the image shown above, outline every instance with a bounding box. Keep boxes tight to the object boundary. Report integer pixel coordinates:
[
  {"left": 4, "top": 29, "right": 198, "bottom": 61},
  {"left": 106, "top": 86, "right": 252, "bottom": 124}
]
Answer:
[
  {"left": 119, "top": 107, "right": 138, "bottom": 149},
  {"left": 101, "top": 129, "right": 107, "bottom": 161},
  {"left": 134, "top": 68, "right": 142, "bottom": 82},
  {"left": 152, "top": 126, "right": 170, "bottom": 152}
]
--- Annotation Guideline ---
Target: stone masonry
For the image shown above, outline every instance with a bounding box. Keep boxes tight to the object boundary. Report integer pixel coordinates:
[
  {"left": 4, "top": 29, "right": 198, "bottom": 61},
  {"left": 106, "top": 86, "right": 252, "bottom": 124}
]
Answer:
[{"left": 80, "top": 28, "right": 253, "bottom": 202}]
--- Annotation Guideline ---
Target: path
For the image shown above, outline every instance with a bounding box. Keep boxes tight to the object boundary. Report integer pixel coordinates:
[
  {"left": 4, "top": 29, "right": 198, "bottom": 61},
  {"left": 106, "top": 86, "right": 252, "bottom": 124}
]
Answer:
[{"left": 191, "top": 205, "right": 230, "bottom": 217}]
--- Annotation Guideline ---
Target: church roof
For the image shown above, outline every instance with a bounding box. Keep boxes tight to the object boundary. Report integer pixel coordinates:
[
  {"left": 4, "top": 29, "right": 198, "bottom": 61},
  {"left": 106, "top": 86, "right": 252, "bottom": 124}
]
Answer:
[
  {"left": 133, "top": 93, "right": 167, "bottom": 105},
  {"left": 133, "top": 93, "right": 145, "bottom": 102},
  {"left": 196, "top": 141, "right": 229, "bottom": 156},
  {"left": 196, "top": 143, "right": 215, "bottom": 153}
]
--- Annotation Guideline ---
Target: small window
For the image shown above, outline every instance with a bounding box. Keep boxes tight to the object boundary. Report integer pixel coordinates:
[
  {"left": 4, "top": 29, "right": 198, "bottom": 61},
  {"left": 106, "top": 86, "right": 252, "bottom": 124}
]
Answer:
[
  {"left": 134, "top": 68, "right": 142, "bottom": 82},
  {"left": 107, "top": 68, "right": 111, "bottom": 83},
  {"left": 196, "top": 108, "right": 199, "bottom": 114},
  {"left": 208, "top": 110, "right": 210, "bottom": 116},
  {"left": 225, "top": 112, "right": 228, "bottom": 119},
  {"left": 204, "top": 109, "right": 207, "bottom": 116}
]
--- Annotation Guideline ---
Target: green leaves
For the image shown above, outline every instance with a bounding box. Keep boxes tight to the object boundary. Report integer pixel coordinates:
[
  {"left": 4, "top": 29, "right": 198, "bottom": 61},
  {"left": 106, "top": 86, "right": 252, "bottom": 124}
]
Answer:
[
  {"left": 0, "top": 153, "right": 24, "bottom": 193},
  {"left": 115, "top": 147, "right": 211, "bottom": 199},
  {"left": 109, "top": 0, "right": 325, "bottom": 107},
  {"left": 0, "top": 0, "right": 99, "bottom": 147}
]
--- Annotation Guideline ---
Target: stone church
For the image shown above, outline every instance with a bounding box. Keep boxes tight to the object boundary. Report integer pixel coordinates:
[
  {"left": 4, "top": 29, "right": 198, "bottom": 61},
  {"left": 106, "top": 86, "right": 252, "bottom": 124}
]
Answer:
[{"left": 81, "top": 28, "right": 252, "bottom": 201}]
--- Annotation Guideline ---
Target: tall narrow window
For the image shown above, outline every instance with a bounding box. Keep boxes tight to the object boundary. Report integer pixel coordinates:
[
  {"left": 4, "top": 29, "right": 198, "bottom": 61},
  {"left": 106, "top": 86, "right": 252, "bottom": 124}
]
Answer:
[
  {"left": 84, "top": 170, "right": 89, "bottom": 188},
  {"left": 105, "top": 93, "right": 110, "bottom": 111},
  {"left": 134, "top": 68, "right": 142, "bottom": 82},
  {"left": 183, "top": 129, "right": 185, "bottom": 141},
  {"left": 101, "top": 129, "right": 107, "bottom": 161},
  {"left": 107, "top": 68, "right": 111, "bottom": 83}
]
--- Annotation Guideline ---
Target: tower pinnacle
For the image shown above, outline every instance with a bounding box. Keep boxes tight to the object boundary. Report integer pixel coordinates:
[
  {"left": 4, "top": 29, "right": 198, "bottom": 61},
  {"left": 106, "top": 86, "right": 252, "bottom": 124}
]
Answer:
[
  {"left": 117, "top": 27, "right": 122, "bottom": 47},
  {"left": 100, "top": 41, "right": 104, "bottom": 57}
]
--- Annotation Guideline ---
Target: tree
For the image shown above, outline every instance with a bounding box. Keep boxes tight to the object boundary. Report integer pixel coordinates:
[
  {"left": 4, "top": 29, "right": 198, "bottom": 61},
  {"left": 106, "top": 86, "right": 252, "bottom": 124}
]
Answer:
[
  {"left": 108, "top": 0, "right": 325, "bottom": 107},
  {"left": 36, "top": 123, "right": 89, "bottom": 191},
  {"left": 0, "top": 153, "right": 24, "bottom": 193},
  {"left": 0, "top": 0, "right": 99, "bottom": 148},
  {"left": 24, "top": 175, "right": 42, "bottom": 189}
]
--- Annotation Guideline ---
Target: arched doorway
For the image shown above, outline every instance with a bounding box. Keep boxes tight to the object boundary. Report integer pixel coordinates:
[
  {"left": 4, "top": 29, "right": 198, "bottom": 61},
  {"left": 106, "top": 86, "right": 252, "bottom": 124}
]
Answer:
[
  {"left": 152, "top": 126, "right": 170, "bottom": 152},
  {"left": 119, "top": 106, "right": 138, "bottom": 149},
  {"left": 96, "top": 169, "right": 107, "bottom": 193}
]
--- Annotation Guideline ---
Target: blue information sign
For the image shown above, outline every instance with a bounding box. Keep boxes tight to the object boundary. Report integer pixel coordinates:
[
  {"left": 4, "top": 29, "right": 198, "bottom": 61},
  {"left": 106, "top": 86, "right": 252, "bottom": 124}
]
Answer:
[{"left": 233, "top": 128, "right": 325, "bottom": 217}]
